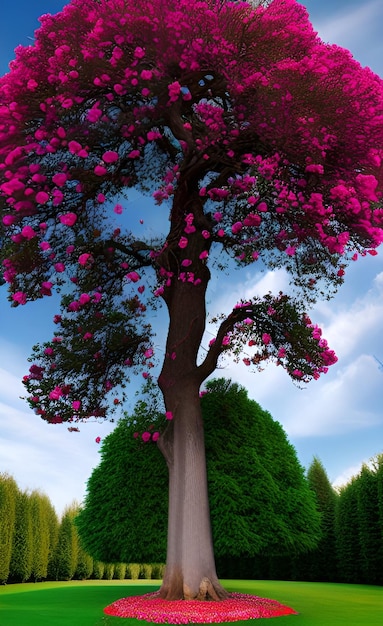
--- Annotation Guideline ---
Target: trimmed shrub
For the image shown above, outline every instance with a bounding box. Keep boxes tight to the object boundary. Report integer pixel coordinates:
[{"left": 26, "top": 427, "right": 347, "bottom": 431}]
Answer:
[
  {"left": 92, "top": 561, "right": 105, "bottom": 579},
  {"left": 114, "top": 563, "right": 127, "bottom": 579},
  {"left": 126, "top": 563, "right": 140, "bottom": 580},
  {"left": 104, "top": 563, "right": 115, "bottom": 579},
  {"left": 151, "top": 563, "right": 165, "bottom": 579}
]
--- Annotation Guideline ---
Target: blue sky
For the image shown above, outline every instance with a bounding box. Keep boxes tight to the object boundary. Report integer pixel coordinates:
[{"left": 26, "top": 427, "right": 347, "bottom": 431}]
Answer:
[{"left": 1, "top": 0, "right": 383, "bottom": 517}]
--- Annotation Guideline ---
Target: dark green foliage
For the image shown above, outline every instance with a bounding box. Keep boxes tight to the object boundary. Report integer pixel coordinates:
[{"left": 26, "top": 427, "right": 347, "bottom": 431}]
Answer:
[
  {"left": 357, "top": 464, "right": 382, "bottom": 584},
  {"left": 75, "top": 540, "right": 93, "bottom": 580},
  {"left": 77, "top": 379, "right": 321, "bottom": 564},
  {"left": 54, "top": 505, "right": 79, "bottom": 581},
  {"left": 204, "top": 379, "right": 321, "bottom": 558},
  {"left": 336, "top": 479, "right": 362, "bottom": 583},
  {"left": 295, "top": 457, "right": 338, "bottom": 582},
  {"left": 9, "top": 490, "right": 33, "bottom": 582},
  {"left": 76, "top": 399, "right": 168, "bottom": 563}
]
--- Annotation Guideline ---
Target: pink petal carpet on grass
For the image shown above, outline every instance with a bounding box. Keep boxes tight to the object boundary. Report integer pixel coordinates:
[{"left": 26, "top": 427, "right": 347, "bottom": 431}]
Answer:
[{"left": 104, "top": 592, "right": 298, "bottom": 623}]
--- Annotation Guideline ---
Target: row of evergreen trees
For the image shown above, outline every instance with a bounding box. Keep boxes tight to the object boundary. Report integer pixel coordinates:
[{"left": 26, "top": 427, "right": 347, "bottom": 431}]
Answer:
[
  {"left": 1, "top": 454, "right": 382, "bottom": 585},
  {"left": 217, "top": 455, "right": 383, "bottom": 586},
  {"left": 0, "top": 474, "right": 163, "bottom": 584}
]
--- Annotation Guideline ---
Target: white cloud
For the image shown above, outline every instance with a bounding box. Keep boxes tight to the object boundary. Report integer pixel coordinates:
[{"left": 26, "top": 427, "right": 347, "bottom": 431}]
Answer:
[
  {"left": 312, "top": 0, "right": 383, "bottom": 75},
  {"left": 205, "top": 265, "right": 383, "bottom": 440},
  {"left": 332, "top": 454, "right": 379, "bottom": 489},
  {"left": 0, "top": 368, "right": 115, "bottom": 517}
]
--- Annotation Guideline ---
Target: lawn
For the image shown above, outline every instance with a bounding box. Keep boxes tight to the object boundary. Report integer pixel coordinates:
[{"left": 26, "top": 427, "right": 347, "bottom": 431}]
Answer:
[{"left": 0, "top": 579, "right": 381, "bottom": 626}]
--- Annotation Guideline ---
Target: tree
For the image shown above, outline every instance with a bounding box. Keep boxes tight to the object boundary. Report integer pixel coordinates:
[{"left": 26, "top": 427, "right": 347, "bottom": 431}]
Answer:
[
  {"left": 9, "top": 489, "right": 33, "bottom": 583},
  {"left": 76, "top": 379, "right": 321, "bottom": 565},
  {"left": 297, "top": 457, "right": 338, "bottom": 582},
  {"left": 336, "top": 479, "right": 362, "bottom": 583},
  {"left": 0, "top": 473, "right": 18, "bottom": 583},
  {"left": 53, "top": 503, "right": 79, "bottom": 580},
  {"left": 1, "top": 0, "right": 382, "bottom": 600},
  {"left": 356, "top": 463, "right": 382, "bottom": 584},
  {"left": 29, "top": 490, "right": 56, "bottom": 581}
]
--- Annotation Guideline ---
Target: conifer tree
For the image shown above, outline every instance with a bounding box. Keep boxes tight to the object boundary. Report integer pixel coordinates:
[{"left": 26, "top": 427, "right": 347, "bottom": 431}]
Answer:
[
  {"left": 9, "top": 489, "right": 33, "bottom": 582},
  {"left": 0, "top": 473, "right": 18, "bottom": 583}
]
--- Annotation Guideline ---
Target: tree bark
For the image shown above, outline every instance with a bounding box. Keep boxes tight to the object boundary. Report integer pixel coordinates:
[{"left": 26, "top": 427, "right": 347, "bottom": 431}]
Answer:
[
  {"left": 157, "top": 261, "right": 227, "bottom": 600},
  {"left": 158, "top": 380, "right": 227, "bottom": 600}
]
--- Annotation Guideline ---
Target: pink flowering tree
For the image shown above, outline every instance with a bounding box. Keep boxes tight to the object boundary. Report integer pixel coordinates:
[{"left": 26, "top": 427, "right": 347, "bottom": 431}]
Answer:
[{"left": 1, "top": 0, "right": 383, "bottom": 601}]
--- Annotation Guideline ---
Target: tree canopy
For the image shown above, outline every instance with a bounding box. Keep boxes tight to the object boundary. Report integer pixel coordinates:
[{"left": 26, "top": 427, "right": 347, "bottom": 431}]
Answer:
[
  {"left": 4, "top": 0, "right": 383, "bottom": 422},
  {"left": 76, "top": 379, "right": 321, "bottom": 562}
]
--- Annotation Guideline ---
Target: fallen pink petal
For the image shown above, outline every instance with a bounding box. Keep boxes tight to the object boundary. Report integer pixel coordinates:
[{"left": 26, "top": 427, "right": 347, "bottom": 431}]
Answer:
[{"left": 104, "top": 592, "right": 298, "bottom": 623}]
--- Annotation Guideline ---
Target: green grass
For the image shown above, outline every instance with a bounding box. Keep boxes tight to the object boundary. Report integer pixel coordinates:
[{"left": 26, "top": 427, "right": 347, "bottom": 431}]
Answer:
[{"left": 0, "top": 579, "right": 382, "bottom": 626}]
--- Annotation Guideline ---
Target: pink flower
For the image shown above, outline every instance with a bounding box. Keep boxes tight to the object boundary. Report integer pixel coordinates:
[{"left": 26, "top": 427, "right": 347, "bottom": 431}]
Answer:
[
  {"left": 292, "top": 369, "right": 303, "bottom": 378},
  {"left": 231, "top": 221, "right": 243, "bottom": 235},
  {"left": 178, "top": 237, "right": 188, "bottom": 249},
  {"left": 165, "top": 411, "right": 173, "bottom": 420},
  {"left": 52, "top": 173, "right": 67, "bottom": 186},
  {"left": 68, "top": 140, "right": 82, "bottom": 154},
  {"left": 126, "top": 271, "right": 140, "bottom": 282},
  {"left": 54, "top": 263, "right": 65, "bottom": 273},
  {"left": 152, "top": 432, "right": 160, "bottom": 442},
  {"left": 142, "top": 431, "right": 151, "bottom": 442},
  {"left": 35, "top": 191, "right": 49, "bottom": 204},
  {"left": 262, "top": 333, "right": 272, "bottom": 345},
  {"left": 79, "top": 293, "right": 91, "bottom": 305},
  {"left": 72, "top": 400, "right": 81, "bottom": 410},
  {"left": 83, "top": 332, "right": 93, "bottom": 340},
  {"left": 141, "top": 69, "right": 153, "bottom": 80},
  {"left": 94, "top": 164, "right": 107, "bottom": 176},
  {"left": 199, "top": 251, "right": 208, "bottom": 260},
  {"left": 59, "top": 213, "right": 77, "bottom": 226},
  {"left": 2, "top": 215, "right": 17, "bottom": 226},
  {"left": 181, "top": 259, "right": 192, "bottom": 267},
  {"left": 78, "top": 253, "right": 92, "bottom": 266},
  {"left": 144, "top": 348, "right": 154, "bottom": 358},
  {"left": 12, "top": 291, "right": 27, "bottom": 305},
  {"left": 49, "top": 386, "right": 63, "bottom": 400},
  {"left": 114, "top": 204, "right": 123, "bottom": 214},
  {"left": 21, "top": 225, "right": 37, "bottom": 239},
  {"left": 44, "top": 347, "right": 54, "bottom": 356},
  {"left": 102, "top": 150, "right": 119, "bottom": 163},
  {"left": 286, "top": 246, "right": 296, "bottom": 256},
  {"left": 95, "top": 436, "right": 101, "bottom": 444},
  {"left": 41, "top": 282, "right": 53, "bottom": 296}
]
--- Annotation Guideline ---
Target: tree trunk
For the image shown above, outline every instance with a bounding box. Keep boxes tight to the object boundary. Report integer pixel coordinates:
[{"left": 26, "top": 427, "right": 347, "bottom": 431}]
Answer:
[
  {"left": 157, "top": 262, "right": 227, "bottom": 600},
  {"left": 158, "top": 380, "right": 227, "bottom": 600}
]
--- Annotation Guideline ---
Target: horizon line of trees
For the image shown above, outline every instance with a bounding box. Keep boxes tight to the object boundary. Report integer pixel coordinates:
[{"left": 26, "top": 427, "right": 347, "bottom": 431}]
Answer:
[{"left": 1, "top": 453, "right": 382, "bottom": 586}]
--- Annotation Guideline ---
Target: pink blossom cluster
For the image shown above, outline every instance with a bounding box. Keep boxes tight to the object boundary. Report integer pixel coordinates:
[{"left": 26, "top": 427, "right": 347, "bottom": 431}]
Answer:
[
  {"left": 104, "top": 591, "right": 297, "bottom": 623},
  {"left": 1, "top": 0, "right": 382, "bottom": 423}
]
